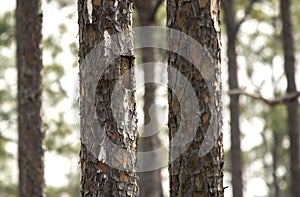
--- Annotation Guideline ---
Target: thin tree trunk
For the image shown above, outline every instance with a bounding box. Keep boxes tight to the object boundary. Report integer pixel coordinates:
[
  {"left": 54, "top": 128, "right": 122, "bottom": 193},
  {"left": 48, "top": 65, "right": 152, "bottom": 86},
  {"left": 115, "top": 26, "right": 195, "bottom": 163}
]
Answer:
[
  {"left": 280, "top": 0, "right": 300, "bottom": 196},
  {"left": 134, "top": 0, "right": 164, "bottom": 196},
  {"left": 16, "top": 0, "right": 45, "bottom": 196},
  {"left": 272, "top": 131, "right": 280, "bottom": 197},
  {"left": 138, "top": 47, "right": 163, "bottom": 196},
  {"left": 221, "top": 1, "right": 243, "bottom": 196},
  {"left": 78, "top": 0, "right": 138, "bottom": 196},
  {"left": 167, "top": 0, "right": 223, "bottom": 196}
]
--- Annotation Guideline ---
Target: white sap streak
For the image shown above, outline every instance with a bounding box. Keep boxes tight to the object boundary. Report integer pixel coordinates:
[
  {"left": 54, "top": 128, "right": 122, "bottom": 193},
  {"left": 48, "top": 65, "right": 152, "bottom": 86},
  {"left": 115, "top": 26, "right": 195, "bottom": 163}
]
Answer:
[
  {"left": 124, "top": 89, "right": 130, "bottom": 124},
  {"left": 114, "top": 0, "right": 119, "bottom": 22},
  {"left": 104, "top": 30, "right": 111, "bottom": 56}
]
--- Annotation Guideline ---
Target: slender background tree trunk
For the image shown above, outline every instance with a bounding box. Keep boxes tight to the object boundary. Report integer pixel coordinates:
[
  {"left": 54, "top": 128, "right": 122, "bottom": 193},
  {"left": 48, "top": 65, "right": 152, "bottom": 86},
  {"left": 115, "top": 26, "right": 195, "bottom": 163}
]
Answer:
[
  {"left": 134, "top": 0, "right": 164, "bottom": 196},
  {"left": 280, "top": 0, "right": 300, "bottom": 196},
  {"left": 78, "top": 0, "right": 138, "bottom": 196},
  {"left": 16, "top": 0, "right": 45, "bottom": 196},
  {"left": 221, "top": 1, "right": 243, "bottom": 196},
  {"left": 272, "top": 131, "right": 280, "bottom": 197}
]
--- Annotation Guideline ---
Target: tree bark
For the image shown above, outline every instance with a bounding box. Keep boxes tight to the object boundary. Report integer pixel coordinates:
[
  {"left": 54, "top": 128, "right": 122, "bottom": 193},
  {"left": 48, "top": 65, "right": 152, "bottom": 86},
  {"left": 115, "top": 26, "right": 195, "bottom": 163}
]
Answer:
[
  {"left": 272, "top": 131, "right": 280, "bottom": 197},
  {"left": 280, "top": 0, "right": 300, "bottom": 196},
  {"left": 16, "top": 0, "right": 45, "bottom": 196},
  {"left": 78, "top": 0, "right": 138, "bottom": 196},
  {"left": 221, "top": 1, "right": 243, "bottom": 196},
  {"left": 134, "top": 0, "right": 164, "bottom": 196},
  {"left": 167, "top": 0, "right": 223, "bottom": 196}
]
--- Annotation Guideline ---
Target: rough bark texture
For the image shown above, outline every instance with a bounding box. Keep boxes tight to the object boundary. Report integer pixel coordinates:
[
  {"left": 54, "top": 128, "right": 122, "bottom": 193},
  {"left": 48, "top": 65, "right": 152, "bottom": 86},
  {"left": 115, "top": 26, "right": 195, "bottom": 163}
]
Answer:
[
  {"left": 16, "top": 0, "right": 45, "bottom": 196},
  {"left": 16, "top": 0, "right": 44, "bottom": 196},
  {"left": 78, "top": 0, "right": 138, "bottom": 196},
  {"left": 280, "top": 0, "right": 300, "bottom": 196},
  {"left": 167, "top": 0, "right": 223, "bottom": 196},
  {"left": 134, "top": 0, "right": 164, "bottom": 196},
  {"left": 221, "top": 1, "right": 243, "bottom": 196}
]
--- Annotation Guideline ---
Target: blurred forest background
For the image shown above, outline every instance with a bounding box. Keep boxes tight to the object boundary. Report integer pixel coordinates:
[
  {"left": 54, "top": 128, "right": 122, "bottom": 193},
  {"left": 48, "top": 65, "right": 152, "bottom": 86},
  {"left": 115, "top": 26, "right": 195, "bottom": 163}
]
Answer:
[{"left": 1, "top": 0, "right": 300, "bottom": 196}]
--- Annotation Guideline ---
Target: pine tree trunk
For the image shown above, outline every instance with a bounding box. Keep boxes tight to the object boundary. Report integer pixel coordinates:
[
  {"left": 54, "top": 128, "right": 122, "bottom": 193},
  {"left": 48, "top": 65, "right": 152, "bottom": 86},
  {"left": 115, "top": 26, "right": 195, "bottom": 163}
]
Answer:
[
  {"left": 138, "top": 46, "right": 163, "bottom": 197},
  {"left": 78, "top": 0, "right": 138, "bottom": 196},
  {"left": 280, "top": 1, "right": 300, "bottom": 196},
  {"left": 221, "top": 1, "right": 244, "bottom": 196},
  {"left": 135, "top": 0, "right": 164, "bottom": 196},
  {"left": 16, "top": 0, "right": 45, "bottom": 196},
  {"left": 167, "top": 0, "right": 223, "bottom": 196},
  {"left": 272, "top": 132, "right": 280, "bottom": 197}
]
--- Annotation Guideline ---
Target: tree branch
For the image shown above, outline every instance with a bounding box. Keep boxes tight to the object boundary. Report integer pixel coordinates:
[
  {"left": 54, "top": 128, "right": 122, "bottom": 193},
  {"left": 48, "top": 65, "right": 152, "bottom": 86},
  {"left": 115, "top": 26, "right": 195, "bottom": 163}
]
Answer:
[
  {"left": 235, "top": 0, "right": 258, "bottom": 33},
  {"left": 55, "top": 78, "right": 68, "bottom": 97},
  {"left": 228, "top": 89, "right": 300, "bottom": 106}
]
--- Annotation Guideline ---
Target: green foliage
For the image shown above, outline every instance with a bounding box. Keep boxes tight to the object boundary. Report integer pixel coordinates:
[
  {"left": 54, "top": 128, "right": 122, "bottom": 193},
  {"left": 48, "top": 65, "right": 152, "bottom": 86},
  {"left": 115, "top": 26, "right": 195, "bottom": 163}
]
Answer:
[
  {"left": 0, "top": 11, "right": 16, "bottom": 196},
  {"left": 0, "top": 1, "right": 79, "bottom": 195},
  {"left": 44, "top": 36, "right": 63, "bottom": 59},
  {"left": 41, "top": 0, "right": 80, "bottom": 194},
  {"left": 44, "top": 63, "right": 66, "bottom": 105},
  {"left": 69, "top": 42, "right": 79, "bottom": 63},
  {"left": 45, "top": 113, "right": 79, "bottom": 155},
  {"left": 0, "top": 183, "right": 17, "bottom": 197},
  {"left": 222, "top": 0, "right": 300, "bottom": 195},
  {"left": 0, "top": 12, "right": 14, "bottom": 46},
  {"left": 46, "top": 0, "right": 75, "bottom": 8},
  {"left": 155, "top": 2, "right": 166, "bottom": 26},
  {"left": 259, "top": 105, "right": 289, "bottom": 196},
  {"left": 262, "top": 105, "right": 286, "bottom": 135},
  {"left": 46, "top": 172, "right": 80, "bottom": 197}
]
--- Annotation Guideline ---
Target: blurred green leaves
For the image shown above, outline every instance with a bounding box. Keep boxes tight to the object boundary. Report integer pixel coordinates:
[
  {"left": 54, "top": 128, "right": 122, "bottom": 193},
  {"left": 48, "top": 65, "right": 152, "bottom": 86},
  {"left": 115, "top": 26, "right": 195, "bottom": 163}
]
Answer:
[{"left": 0, "top": 12, "right": 14, "bottom": 47}]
